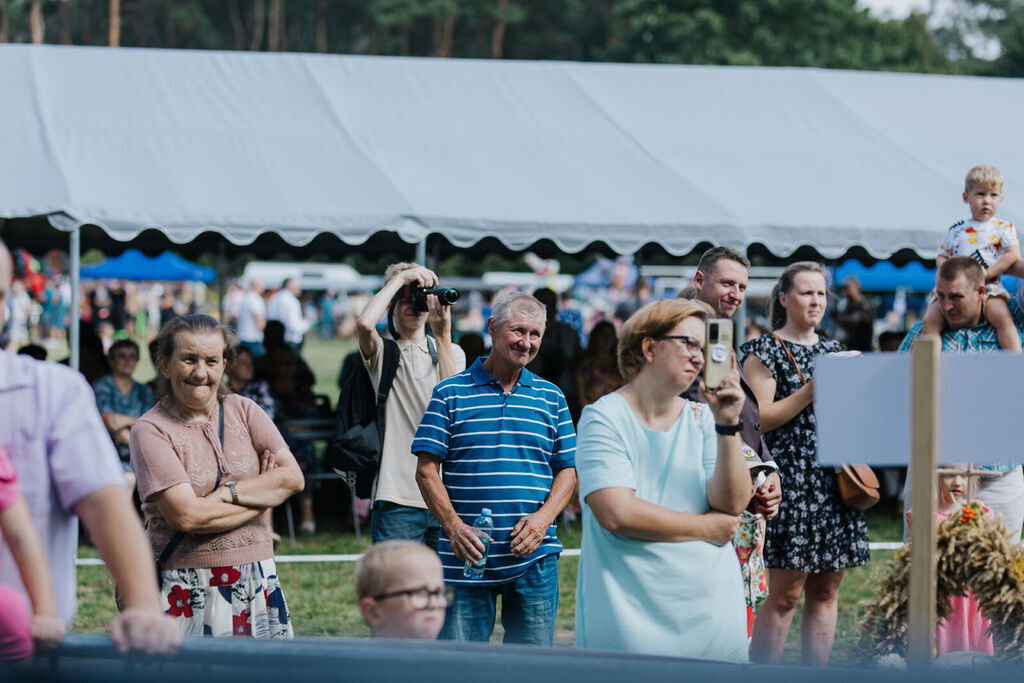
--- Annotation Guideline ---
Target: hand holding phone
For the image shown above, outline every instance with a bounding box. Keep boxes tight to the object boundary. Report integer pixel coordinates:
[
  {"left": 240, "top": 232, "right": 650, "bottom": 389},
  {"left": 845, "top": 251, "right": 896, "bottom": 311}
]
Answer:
[{"left": 703, "top": 318, "right": 734, "bottom": 389}]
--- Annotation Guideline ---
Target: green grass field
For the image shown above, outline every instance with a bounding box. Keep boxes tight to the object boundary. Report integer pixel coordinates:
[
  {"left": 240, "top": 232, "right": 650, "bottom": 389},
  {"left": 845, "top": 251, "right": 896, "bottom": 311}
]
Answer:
[
  {"left": 71, "top": 334, "right": 906, "bottom": 664},
  {"left": 74, "top": 499, "right": 905, "bottom": 664}
]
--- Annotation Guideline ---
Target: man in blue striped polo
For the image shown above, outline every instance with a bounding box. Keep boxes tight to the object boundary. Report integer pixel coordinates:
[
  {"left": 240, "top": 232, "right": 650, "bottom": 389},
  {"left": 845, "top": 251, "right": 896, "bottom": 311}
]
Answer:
[{"left": 412, "top": 291, "right": 577, "bottom": 644}]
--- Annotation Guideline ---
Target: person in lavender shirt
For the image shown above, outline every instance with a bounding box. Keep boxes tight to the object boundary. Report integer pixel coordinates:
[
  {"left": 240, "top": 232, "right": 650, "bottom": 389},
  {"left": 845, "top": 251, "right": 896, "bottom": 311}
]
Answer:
[{"left": 0, "top": 237, "right": 181, "bottom": 655}]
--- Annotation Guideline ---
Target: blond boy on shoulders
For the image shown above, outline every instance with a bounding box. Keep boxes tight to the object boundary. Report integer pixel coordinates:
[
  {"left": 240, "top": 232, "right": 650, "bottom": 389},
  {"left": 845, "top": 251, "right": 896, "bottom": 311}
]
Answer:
[{"left": 922, "top": 164, "right": 1024, "bottom": 351}]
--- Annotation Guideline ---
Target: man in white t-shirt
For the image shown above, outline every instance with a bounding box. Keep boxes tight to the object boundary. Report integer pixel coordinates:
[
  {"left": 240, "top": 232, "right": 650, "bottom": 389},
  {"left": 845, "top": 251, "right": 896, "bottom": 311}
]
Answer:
[
  {"left": 356, "top": 263, "right": 465, "bottom": 546},
  {"left": 236, "top": 279, "right": 267, "bottom": 355},
  {"left": 267, "top": 278, "right": 309, "bottom": 353}
]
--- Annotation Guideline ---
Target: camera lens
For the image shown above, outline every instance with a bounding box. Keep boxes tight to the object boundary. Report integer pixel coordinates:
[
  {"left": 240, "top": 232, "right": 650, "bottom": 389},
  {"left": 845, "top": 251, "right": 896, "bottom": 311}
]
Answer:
[
  {"left": 438, "top": 288, "right": 460, "bottom": 305},
  {"left": 410, "top": 287, "right": 460, "bottom": 312}
]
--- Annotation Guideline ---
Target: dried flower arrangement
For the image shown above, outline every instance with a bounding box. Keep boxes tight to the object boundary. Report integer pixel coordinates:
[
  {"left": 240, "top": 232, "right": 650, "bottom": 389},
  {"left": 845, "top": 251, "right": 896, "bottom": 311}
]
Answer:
[{"left": 859, "top": 503, "right": 1024, "bottom": 662}]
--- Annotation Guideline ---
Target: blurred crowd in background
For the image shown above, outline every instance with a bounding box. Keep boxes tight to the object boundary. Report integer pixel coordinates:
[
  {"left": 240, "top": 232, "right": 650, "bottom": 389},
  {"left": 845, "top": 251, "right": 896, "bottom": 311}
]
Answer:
[
  {"left": 0, "top": 246, "right": 920, "bottom": 535},
  {"left": 0, "top": 248, "right": 918, "bottom": 377}
]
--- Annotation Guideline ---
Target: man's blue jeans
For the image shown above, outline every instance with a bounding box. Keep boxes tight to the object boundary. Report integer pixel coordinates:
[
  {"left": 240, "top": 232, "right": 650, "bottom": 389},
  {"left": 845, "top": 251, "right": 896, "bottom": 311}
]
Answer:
[
  {"left": 439, "top": 553, "right": 559, "bottom": 645},
  {"left": 370, "top": 500, "right": 440, "bottom": 549}
]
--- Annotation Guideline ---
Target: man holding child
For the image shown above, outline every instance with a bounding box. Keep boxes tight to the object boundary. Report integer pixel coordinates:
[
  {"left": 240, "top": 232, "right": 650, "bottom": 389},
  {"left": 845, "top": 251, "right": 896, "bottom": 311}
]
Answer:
[{"left": 900, "top": 256, "right": 1024, "bottom": 540}]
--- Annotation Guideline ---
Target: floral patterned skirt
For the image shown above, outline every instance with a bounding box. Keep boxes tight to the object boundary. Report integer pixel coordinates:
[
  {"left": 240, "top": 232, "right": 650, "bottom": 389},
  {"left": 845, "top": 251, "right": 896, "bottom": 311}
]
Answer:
[
  {"left": 160, "top": 557, "right": 293, "bottom": 639},
  {"left": 733, "top": 511, "right": 769, "bottom": 637}
]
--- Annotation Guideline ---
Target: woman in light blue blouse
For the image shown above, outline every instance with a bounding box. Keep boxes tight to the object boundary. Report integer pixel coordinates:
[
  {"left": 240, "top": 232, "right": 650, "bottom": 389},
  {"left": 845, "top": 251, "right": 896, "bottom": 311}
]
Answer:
[{"left": 575, "top": 298, "right": 751, "bottom": 661}]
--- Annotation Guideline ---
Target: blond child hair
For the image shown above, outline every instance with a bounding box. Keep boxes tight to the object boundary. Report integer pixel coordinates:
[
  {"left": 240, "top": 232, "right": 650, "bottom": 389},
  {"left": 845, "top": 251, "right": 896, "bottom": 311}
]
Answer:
[
  {"left": 965, "top": 164, "right": 1004, "bottom": 192},
  {"left": 354, "top": 540, "right": 438, "bottom": 600}
]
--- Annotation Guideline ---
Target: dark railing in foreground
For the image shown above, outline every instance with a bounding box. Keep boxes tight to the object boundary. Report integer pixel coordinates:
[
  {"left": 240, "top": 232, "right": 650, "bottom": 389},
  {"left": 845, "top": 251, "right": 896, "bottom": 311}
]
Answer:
[{"left": 3, "top": 633, "right": 1015, "bottom": 682}]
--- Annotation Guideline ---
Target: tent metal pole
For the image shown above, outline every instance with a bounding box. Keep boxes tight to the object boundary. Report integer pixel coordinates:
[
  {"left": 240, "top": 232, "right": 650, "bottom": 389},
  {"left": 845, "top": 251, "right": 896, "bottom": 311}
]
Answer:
[
  {"left": 218, "top": 237, "right": 227, "bottom": 321},
  {"left": 736, "top": 245, "right": 748, "bottom": 347},
  {"left": 69, "top": 225, "right": 81, "bottom": 372},
  {"left": 416, "top": 237, "right": 426, "bottom": 267},
  {"left": 634, "top": 248, "right": 644, "bottom": 309}
]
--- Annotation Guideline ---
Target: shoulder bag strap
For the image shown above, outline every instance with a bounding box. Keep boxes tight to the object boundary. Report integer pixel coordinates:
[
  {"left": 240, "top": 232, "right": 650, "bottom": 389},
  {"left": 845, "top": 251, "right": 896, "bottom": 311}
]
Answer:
[
  {"left": 156, "top": 401, "right": 225, "bottom": 569},
  {"left": 771, "top": 332, "right": 817, "bottom": 420},
  {"left": 219, "top": 398, "right": 224, "bottom": 454},
  {"left": 771, "top": 332, "right": 807, "bottom": 385}
]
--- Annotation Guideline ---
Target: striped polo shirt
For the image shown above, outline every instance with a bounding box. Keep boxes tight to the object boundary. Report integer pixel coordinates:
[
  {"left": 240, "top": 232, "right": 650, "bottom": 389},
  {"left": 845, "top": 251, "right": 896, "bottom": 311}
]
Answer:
[{"left": 412, "top": 358, "right": 576, "bottom": 586}]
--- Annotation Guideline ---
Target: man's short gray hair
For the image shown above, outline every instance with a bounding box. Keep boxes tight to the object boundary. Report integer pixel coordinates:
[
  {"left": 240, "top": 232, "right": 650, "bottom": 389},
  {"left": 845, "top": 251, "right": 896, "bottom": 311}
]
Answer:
[{"left": 489, "top": 292, "right": 546, "bottom": 333}]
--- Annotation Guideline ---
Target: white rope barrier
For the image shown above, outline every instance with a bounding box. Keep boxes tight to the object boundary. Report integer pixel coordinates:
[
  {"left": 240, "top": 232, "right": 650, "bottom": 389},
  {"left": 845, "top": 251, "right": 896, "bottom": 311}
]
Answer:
[{"left": 75, "top": 542, "right": 903, "bottom": 566}]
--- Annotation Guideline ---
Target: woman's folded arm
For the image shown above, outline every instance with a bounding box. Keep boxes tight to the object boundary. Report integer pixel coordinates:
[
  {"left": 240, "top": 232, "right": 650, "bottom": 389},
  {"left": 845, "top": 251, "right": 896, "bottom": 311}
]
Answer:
[{"left": 585, "top": 487, "right": 739, "bottom": 546}]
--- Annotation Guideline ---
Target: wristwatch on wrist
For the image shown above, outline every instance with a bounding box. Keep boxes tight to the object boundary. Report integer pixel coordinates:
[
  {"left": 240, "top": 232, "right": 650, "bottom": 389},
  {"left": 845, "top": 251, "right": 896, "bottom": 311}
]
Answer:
[
  {"left": 224, "top": 480, "right": 239, "bottom": 505},
  {"left": 714, "top": 419, "right": 743, "bottom": 436}
]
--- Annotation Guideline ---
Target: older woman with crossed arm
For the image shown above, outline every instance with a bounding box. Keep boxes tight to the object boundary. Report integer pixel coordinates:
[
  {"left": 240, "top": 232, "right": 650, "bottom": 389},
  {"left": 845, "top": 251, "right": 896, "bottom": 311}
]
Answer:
[{"left": 130, "top": 314, "right": 304, "bottom": 638}]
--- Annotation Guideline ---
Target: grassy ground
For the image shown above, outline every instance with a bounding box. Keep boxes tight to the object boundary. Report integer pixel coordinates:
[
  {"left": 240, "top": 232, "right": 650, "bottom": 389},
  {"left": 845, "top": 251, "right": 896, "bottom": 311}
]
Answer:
[
  {"left": 74, "top": 505, "right": 903, "bottom": 664},
  {"left": 72, "top": 334, "right": 905, "bottom": 663}
]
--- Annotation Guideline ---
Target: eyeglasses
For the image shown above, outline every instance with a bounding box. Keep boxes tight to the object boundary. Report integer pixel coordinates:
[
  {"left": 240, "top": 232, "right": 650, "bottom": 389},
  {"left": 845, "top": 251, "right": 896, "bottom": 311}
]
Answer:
[
  {"left": 111, "top": 353, "right": 139, "bottom": 361},
  {"left": 372, "top": 586, "right": 455, "bottom": 610},
  {"left": 659, "top": 335, "right": 704, "bottom": 356}
]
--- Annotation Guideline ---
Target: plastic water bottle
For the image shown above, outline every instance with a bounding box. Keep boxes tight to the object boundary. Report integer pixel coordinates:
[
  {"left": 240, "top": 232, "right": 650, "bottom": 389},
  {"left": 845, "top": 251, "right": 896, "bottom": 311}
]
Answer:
[{"left": 462, "top": 508, "right": 493, "bottom": 579}]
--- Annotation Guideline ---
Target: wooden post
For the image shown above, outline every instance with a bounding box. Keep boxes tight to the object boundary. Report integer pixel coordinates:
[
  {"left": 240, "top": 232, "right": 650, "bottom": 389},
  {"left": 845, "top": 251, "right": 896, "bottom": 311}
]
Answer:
[{"left": 907, "top": 336, "right": 939, "bottom": 667}]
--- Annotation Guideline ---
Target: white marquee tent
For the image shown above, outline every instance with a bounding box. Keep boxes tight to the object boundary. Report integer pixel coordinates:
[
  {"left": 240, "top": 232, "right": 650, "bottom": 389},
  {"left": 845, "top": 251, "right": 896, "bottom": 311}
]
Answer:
[
  {"left": 4, "top": 43, "right": 1024, "bottom": 260},
  {"left": 4, "top": 43, "right": 1024, "bottom": 362}
]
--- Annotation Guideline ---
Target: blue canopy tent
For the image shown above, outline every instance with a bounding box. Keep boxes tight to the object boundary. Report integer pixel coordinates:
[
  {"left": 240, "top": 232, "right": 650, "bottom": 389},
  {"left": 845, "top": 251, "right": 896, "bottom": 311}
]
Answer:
[
  {"left": 834, "top": 260, "right": 1017, "bottom": 293},
  {"left": 833, "top": 261, "right": 935, "bottom": 292},
  {"left": 81, "top": 249, "right": 216, "bottom": 282}
]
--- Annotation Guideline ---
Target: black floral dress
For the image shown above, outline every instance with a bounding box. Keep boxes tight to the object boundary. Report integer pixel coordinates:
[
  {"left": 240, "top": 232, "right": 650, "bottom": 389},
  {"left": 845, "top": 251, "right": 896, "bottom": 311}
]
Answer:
[{"left": 740, "top": 334, "right": 869, "bottom": 573}]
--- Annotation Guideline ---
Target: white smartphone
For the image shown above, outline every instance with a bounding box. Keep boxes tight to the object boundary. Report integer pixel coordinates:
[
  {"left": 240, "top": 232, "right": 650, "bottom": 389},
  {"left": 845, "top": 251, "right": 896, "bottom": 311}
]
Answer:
[{"left": 703, "top": 318, "right": 734, "bottom": 389}]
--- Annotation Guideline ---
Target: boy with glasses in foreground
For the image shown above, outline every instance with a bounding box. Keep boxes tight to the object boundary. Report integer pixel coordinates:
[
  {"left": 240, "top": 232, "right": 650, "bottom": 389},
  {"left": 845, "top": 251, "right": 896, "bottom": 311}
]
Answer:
[{"left": 356, "top": 540, "right": 450, "bottom": 639}]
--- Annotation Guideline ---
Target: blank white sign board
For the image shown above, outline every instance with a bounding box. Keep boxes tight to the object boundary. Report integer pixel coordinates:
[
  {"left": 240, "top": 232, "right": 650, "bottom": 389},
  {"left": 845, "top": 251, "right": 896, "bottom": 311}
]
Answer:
[{"left": 816, "top": 353, "right": 1024, "bottom": 466}]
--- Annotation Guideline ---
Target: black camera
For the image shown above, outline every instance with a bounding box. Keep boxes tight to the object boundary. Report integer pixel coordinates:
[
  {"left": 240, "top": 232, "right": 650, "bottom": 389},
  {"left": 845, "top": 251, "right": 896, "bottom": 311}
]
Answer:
[{"left": 412, "top": 286, "right": 460, "bottom": 313}]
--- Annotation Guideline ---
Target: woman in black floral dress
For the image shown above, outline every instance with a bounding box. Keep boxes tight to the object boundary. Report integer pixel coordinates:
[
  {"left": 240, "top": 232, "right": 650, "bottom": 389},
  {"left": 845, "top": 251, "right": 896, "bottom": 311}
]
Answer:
[{"left": 741, "top": 262, "right": 869, "bottom": 666}]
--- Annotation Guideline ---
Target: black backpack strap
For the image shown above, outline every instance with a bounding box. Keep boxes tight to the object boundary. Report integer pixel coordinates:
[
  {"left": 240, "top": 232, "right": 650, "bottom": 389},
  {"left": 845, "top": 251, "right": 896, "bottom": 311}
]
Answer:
[
  {"left": 374, "top": 338, "right": 402, "bottom": 444},
  {"left": 377, "top": 338, "right": 402, "bottom": 405},
  {"left": 426, "top": 335, "right": 438, "bottom": 366}
]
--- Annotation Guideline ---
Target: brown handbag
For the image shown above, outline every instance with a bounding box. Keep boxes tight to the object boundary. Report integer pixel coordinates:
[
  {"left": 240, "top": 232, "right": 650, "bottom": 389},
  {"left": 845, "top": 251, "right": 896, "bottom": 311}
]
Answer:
[
  {"left": 771, "top": 333, "right": 880, "bottom": 511},
  {"left": 836, "top": 464, "right": 881, "bottom": 511}
]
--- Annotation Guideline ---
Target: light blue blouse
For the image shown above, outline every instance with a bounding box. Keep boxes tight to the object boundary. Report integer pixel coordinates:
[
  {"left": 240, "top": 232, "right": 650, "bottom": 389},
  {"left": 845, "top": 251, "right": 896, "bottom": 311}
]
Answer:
[{"left": 574, "top": 392, "right": 748, "bottom": 661}]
